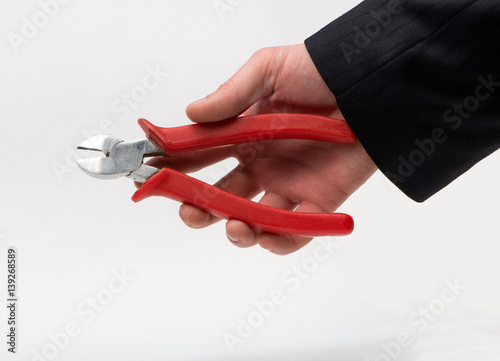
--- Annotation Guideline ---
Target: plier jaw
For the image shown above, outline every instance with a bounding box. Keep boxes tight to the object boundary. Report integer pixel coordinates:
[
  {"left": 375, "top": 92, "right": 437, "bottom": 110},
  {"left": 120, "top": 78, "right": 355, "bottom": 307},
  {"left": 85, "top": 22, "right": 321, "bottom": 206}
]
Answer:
[
  {"left": 77, "top": 114, "right": 357, "bottom": 237},
  {"left": 77, "top": 136, "right": 163, "bottom": 183}
]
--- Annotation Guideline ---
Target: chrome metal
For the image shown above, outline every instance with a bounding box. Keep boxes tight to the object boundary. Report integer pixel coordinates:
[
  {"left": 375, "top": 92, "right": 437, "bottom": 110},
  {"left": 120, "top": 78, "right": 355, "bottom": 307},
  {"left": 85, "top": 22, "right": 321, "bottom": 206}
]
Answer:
[
  {"left": 77, "top": 135, "right": 123, "bottom": 156},
  {"left": 129, "top": 164, "right": 160, "bottom": 183},
  {"left": 77, "top": 136, "right": 163, "bottom": 183}
]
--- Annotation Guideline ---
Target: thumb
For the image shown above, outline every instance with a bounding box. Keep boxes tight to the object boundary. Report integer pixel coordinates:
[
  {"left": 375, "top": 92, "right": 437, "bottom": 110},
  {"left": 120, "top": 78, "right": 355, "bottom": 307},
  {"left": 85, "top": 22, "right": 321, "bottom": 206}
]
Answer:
[{"left": 186, "top": 49, "right": 277, "bottom": 123}]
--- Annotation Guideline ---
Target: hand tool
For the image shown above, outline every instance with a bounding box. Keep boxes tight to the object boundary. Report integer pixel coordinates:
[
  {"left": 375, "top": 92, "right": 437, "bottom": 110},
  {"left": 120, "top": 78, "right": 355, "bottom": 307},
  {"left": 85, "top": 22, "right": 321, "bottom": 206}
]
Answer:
[{"left": 76, "top": 113, "right": 357, "bottom": 237}]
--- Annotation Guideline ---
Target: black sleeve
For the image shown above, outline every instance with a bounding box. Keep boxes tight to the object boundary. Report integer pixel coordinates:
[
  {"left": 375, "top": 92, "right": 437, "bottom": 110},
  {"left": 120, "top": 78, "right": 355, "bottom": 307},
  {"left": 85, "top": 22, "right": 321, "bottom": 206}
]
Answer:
[{"left": 305, "top": 0, "right": 500, "bottom": 202}]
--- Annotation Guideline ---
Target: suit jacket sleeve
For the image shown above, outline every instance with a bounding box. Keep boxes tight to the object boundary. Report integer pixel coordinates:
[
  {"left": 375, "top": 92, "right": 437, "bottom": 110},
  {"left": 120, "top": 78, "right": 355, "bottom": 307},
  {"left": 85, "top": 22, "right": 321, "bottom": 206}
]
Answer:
[{"left": 305, "top": 0, "right": 500, "bottom": 202}]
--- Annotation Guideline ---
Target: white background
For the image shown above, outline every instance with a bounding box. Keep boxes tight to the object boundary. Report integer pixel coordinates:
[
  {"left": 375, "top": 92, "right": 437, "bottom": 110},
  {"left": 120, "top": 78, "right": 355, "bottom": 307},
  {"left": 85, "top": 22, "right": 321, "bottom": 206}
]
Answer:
[{"left": 1, "top": 1, "right": 500, "bottom": 360}]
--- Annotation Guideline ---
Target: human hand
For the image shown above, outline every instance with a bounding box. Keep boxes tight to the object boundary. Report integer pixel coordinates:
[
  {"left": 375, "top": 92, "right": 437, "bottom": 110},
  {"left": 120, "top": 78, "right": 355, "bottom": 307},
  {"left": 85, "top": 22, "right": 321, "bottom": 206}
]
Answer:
[{"left": 152, "top": 44, "right": 377, "bottom": 255}]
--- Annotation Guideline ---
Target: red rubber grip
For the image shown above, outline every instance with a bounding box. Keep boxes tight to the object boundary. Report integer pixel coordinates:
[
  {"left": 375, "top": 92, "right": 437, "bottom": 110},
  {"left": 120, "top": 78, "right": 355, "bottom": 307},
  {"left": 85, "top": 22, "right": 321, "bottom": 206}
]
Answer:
[
  {"left": 138, "top": 113, "right": 356, "bottom": 155},
  {"left": 132, "top": 168, "right": 353, "bottom": 237}
]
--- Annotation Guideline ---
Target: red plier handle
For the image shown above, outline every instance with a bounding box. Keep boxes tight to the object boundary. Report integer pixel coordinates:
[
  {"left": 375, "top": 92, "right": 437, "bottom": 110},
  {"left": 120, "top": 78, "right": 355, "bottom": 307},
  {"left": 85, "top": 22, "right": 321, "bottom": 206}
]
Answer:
[{"left": 132, "top": 113, "right": 357, "bottom": 237}]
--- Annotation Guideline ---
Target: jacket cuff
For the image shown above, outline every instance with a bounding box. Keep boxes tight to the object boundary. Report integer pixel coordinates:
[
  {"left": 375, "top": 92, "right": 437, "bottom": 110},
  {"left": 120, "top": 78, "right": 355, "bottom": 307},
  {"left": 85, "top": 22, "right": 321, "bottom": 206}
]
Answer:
[{"left": 305, "top": 0, "right": 500, "bottom": 202}]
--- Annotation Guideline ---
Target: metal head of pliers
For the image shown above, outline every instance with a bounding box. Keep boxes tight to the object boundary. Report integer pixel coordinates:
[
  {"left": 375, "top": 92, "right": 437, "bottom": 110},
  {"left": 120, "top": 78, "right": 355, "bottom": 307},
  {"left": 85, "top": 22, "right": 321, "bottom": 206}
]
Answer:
[{"left": 76, "top": 135, "right": 164, "bottom": 183}]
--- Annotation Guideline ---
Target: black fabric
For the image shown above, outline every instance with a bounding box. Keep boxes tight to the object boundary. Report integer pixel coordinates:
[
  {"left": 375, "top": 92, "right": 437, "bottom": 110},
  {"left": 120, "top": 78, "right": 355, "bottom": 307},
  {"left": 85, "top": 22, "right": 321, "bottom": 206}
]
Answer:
[{"left": 305, "top": 0, "right": 500, "bottom": 202}]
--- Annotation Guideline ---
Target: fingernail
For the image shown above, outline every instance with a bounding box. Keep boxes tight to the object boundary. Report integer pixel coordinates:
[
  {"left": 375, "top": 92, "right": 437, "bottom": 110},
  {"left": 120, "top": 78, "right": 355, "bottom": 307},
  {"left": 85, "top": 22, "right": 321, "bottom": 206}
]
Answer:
[
  {"left": 185, "top": 222, "right": 201, "bottom": 229},
  {"left": 227, "top": 234, "right": 240, "bottom": 242}
]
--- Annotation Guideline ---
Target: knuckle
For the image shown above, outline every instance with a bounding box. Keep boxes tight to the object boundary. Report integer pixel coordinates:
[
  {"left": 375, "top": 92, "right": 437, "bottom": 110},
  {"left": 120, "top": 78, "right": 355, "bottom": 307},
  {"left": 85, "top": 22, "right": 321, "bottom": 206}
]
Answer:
[
  {"left": 254, "top": 47, "right": 275, "bottom": 60},
  {"left": 217, "top": 78, "right": 236, "bottom": 94}
]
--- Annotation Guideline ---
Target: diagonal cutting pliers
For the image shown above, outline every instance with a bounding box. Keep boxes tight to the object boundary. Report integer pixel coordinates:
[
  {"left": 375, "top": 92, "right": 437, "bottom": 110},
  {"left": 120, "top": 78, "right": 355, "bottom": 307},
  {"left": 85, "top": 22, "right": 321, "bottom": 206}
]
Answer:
[{"left": 76, "top": 113, "right": 357, "bottom": 237}]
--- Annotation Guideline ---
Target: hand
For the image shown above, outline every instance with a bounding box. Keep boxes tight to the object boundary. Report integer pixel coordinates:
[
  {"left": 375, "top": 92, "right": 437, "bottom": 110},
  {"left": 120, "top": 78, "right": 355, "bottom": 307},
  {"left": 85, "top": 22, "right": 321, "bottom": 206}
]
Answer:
[{"left": 152, "top": 44, "right": 377, "bottom": 255}]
